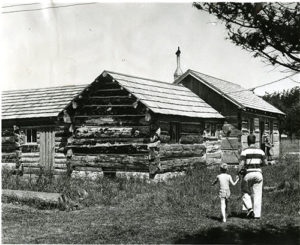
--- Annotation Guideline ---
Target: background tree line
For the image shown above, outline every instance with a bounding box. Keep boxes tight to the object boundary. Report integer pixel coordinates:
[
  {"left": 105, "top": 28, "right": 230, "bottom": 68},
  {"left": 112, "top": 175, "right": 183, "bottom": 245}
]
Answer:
[
  {"left": 194, "top": 2, "right": 300, "bottom": 137},
  {"left": 263, "top": 87, "right": 300, "bottom": 138}
]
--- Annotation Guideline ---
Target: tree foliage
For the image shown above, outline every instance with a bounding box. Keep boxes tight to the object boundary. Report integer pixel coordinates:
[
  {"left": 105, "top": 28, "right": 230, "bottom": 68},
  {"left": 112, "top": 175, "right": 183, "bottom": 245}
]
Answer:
[
  {"left": 263, "top": 87, "right": 300, "bottom": 137},
  {"left": 194, "top": 2, "right": 300, "bottom": 72}
]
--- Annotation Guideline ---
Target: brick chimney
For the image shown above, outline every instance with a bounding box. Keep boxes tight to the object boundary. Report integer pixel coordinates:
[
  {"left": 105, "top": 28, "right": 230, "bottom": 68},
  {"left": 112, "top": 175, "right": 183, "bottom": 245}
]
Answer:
[{"left": 174, "top": 47, "right": 183, "bottom": 80}]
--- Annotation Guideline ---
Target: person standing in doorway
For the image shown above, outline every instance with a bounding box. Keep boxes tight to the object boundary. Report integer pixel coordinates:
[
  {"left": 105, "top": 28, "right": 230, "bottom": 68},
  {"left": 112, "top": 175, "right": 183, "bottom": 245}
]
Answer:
[
  {"left": 239, "top": 134, "right": 268, "bottom": 219},
  {"left": 265, "top": 136, "right": 273, "bottom": 162}
]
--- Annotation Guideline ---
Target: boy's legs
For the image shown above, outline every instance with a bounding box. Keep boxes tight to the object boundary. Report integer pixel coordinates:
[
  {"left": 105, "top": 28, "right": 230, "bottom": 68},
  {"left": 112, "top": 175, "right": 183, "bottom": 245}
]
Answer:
[
  {"left": 252, "top": 175, "right": 263, "bottom": 218},
  {"left": 220, "top": 198, "right": 226, "bottom": 222},
  {"left": 242, "top": 175, "right": 255, "bottom": 217},
  {"left": 241, "top": 176, "right": 252, "bottom": 210}
]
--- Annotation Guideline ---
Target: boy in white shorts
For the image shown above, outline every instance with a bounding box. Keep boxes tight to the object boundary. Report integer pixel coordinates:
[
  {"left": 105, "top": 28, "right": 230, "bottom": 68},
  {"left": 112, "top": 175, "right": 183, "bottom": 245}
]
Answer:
[{"left": 212, "top": 163, "right": 239, "bottom": 222}]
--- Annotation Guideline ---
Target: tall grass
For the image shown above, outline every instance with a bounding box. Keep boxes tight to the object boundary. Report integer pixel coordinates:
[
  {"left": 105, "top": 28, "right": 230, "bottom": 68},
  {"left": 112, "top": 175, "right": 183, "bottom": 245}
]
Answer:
[
  {"left": 281, "top": 138, "right": 300, "bottom": 153},
  {"left": 2, "top": 157, "right": 299, "bottom": 218}
]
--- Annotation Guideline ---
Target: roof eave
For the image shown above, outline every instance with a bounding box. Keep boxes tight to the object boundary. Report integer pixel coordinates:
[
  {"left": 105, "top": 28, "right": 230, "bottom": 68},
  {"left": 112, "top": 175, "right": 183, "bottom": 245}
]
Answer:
[{"left": 244, "top": 107, "right": 285, "bottom": 117}]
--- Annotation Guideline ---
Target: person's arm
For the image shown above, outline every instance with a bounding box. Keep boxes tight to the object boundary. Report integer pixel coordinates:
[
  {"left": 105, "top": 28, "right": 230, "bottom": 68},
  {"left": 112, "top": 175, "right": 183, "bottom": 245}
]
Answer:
[
  {"left": 265, "top": 141, "right": 272, "bottom": 148},
  {"left": 261, "top": 151, "right": 268, "bottom": 166},
  {"left": 212, "top": 176, "right": 218, "bottom": 186},
  {"left": 229, "top": 175, "right": 239, "bottom": 186},
  {"left": 238, "top": 151, "right": 246, "bottom": 175}
]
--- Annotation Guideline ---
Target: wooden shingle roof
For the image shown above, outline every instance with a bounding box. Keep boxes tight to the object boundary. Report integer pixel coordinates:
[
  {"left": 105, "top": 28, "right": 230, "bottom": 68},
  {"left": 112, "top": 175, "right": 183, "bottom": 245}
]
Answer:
[
  {"left": 175, "top": 69, "right": 285, "bottom": 115},
  {"left": 106, "top": 71, "right": 224, "bottom": 119},
  {"left": 2, "top": 70, "right": 225, "bottom": 121},
  {"left": 2, "top": 84, "right": 86, "bottom": 120}
]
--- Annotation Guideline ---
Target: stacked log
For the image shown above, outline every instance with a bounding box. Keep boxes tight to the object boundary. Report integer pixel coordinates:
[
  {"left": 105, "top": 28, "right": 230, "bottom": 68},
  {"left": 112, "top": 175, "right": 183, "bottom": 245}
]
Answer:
[
  {"left": 2, "top": 152, "right": 17, "bottom": 163},
  {"left": 2, "top": 128, "right": 17, "bottom": 165},
  {"left": 2, "top": 189, "right": 66, "bottom": 209},
  {"left": 74, "top": 126, "right": 150, "bottom": 138},
  {"left": 2, "top": 126, "right": 24, "bottom": 174},
  {"left": 205, "top": 140, "right": 222, "bottom": 165},
  {"left": 14, "top": 129, "right": 38, "bottom": 175},
  {"left": 65, "top": 79, "right": 152, "bottom": 175},
  {"left": 159, "top": 144, "right": 206, "bottom": 172},
  {"left": 21, "top": 148, "right": 41, "bottom": 175},
  {"left": 160, "top": 144, "right": 206, "bottom": 159},
  {"left": 51, "top": 125, "right": 71, "bottom": 175},
  {"left": 160, "top": 157, "right": 206, "bottom": 172},
  {"left": 67, "top": 123, "right": 151, "bottom": 174},
  {"left": 70, "top": 153, "right": 148, "bottom": 172},
  {"left": 55, "top": 126, "right": 71, "bottom": 153}
]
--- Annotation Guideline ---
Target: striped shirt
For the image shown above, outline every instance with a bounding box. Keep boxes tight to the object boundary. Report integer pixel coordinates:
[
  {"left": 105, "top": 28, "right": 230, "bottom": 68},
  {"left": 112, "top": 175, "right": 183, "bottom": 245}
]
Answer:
[{"left": 240, "top": 146, "right": 266, "bottom": 172}]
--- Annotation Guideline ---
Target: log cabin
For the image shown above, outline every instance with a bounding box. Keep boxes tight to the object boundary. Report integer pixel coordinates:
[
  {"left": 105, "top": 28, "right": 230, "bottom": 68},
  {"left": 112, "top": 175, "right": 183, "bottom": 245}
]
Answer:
[
  {"left": 2, "top": 70, "right": 224, "bottom": 178},
  {"left": 174, "top": 69, "right": 285, "bottom": 160}
]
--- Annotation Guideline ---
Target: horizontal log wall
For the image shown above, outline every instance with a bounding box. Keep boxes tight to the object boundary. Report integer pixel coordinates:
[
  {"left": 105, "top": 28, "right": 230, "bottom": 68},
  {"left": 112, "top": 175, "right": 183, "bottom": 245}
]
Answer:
[
  {"left": 159, "top": 144, "right": 206, "bottom": 173},
  {"left": 20, "top": 134, "right": 40, "bottom": 174},
  {"left": 2, "top": 127, "right": 22, "bottom": 170},
  {"left": 2, "top": 124, "right": 70, "bottom": 177},
  {"left": 63, "top": 75, "right": 210, "bottom": 176},
  {"left": 64, "top": 76, "right": 152, "bottom": 175},
  {"left": 205, "top": 140, "right": 222, "bottom": 165},
  {"left": 52, "top": 125, "right": 70, "bottom": 174}
]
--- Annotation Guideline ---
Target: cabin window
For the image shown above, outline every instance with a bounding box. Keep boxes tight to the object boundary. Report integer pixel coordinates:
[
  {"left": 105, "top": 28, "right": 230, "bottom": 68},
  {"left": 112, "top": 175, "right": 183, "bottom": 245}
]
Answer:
[
  {"left": 215, "top": 124, "right": 223, "bottom": 138},
  {"left": 25, "top": 128, "right": 37, "bottom": 143},
  {"left": 170, "top": 122, "right": 181, "bottom": 143},
  {"left": 204, "top": 122, "right": 217, "bottom": 137}
]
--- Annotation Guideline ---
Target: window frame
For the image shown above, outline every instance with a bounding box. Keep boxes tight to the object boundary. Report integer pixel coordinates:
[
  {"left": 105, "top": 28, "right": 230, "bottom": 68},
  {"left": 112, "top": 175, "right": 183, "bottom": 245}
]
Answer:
[{"left": 24, "top": 128, "right": 38, "bottom": 144}]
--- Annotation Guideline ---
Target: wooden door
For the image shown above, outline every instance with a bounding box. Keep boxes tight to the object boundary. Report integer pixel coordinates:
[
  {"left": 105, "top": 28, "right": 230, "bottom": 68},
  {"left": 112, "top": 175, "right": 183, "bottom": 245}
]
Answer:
[{"left": 39, "top": 129, "right": 55, "bottom": 173}]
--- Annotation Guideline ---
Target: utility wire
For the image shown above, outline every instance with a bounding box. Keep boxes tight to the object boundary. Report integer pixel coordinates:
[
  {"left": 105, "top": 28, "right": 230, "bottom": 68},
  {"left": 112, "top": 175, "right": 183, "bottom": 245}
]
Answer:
[
  {"left": 250, "top": 72, "right": 300, "bottom": 90},
  {"left": 2, "top": 3, "right": 40, "bottom": 8},
  {"left": 2, "top": 2, "right": 97, "bottom": 14},
  {"left": 224, "top": 72, "right": 299, "bottom": 95}
]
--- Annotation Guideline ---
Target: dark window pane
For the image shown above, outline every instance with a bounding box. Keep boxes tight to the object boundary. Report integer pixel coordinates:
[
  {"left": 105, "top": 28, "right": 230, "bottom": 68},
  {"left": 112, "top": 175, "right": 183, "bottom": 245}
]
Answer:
[
  {"left": 27, "top": 129, "right": 32, "bottom": 142},
  {"left": 32, "top": 129, "right": 37, "bottom": 142}
]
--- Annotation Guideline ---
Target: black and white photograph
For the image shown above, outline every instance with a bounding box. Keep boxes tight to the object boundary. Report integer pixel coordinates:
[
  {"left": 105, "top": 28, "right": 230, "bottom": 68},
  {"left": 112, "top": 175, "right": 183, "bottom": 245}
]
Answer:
[{"left": 1, "top": 1, "right": 300, "bottom": 244}]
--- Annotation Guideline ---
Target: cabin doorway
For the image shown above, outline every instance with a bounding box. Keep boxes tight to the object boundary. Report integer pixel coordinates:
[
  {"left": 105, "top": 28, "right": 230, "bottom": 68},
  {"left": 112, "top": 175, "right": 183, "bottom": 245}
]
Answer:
[
  {"left": 259, "top": 120, "right": 265, "bottom": 151},
  {"left": 39, "top": 128, "right": 55, "bottom": 174}
]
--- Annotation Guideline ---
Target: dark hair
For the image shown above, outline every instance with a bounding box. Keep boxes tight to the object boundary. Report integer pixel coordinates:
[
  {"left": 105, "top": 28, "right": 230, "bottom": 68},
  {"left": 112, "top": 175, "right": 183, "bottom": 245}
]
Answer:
[
  {"left": 220, "top": 168, "right": 227, "bottom": 173},
  {"left": 247, "top": 134, "right": 256, "bottom": 145}
]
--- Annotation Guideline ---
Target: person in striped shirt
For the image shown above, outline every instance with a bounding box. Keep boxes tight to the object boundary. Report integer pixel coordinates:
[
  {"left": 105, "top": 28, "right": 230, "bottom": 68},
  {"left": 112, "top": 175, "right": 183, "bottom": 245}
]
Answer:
[{"left": 239, "top": 134, "right": 268, "bottom": 219}]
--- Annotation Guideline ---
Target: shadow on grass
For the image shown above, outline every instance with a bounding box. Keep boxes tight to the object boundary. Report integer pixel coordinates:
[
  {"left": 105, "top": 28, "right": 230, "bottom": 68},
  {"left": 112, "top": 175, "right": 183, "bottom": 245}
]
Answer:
[
  {"left": 228, "top": 211, "right": 248, "bottom": 219},
  {"left": 206, "top": 212, "right": 247, "bottom": 222},
  {"left": 175, "top": 224, "right": 300, "bottom": 244}
]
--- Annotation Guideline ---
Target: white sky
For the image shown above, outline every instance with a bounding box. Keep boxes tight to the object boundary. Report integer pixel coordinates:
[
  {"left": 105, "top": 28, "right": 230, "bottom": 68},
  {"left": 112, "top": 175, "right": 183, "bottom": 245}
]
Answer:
[{"left": 1, "top": 1, "right": 299, "bottom": 96}]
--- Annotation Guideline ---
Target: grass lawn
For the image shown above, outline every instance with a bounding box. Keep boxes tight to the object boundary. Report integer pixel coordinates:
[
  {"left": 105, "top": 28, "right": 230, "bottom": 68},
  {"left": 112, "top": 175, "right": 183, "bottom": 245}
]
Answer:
[{"left": 2, "top": 157, "right": 300, "bottom": 244}]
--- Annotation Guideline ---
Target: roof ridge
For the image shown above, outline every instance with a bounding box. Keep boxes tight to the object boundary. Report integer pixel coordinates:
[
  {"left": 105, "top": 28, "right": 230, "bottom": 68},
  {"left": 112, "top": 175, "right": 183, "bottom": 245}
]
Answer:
[
  {"left": 2, "top": 83, "right": 88, "bottom": 93},
  {"left": 187, "top": 69, "right": 284, "bottom": 115},
  {"left": 189, "top": 69, "right": 244, "bottom": 89},
  {"left": 106, "top": 70, "right": 181, "bottom": 86},
  {"left": 115, "top": 78, "right": 192, "bottom": 94}
]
